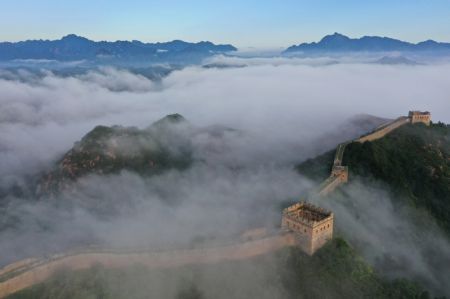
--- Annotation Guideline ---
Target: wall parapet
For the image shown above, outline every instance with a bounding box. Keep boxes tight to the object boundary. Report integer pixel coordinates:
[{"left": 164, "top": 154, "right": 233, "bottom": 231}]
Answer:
[{"left": 356, "top": 116, "right": 410, "bottom": 143}]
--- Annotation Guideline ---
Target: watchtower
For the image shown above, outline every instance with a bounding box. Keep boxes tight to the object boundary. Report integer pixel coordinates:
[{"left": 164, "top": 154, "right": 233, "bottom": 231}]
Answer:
[
  {"left": 281, "top": 202, "right": 333, "bottom": 255},
  {"left": 408, "top": 111, "right": 431, "bottom": 126},
  {"left": 331, "top": 165, "right": 348, "bottom": 183}
]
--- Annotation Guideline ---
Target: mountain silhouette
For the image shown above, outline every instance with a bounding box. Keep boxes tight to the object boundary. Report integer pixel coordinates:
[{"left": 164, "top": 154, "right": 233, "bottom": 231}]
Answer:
[{"left": 284, "top": 32, "right": 450, "bottom": 54}]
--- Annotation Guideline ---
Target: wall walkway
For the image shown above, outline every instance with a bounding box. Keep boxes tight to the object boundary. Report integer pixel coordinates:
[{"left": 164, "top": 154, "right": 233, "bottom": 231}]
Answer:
[
  {"left": 356, "top": 117, "right": 409, "bottom": 143},
  {"left": 0, "top": 234, "right": 295, "bottom": 298},
  {"left": 317, "top": 116, "right": 411, "bottom": 196}
]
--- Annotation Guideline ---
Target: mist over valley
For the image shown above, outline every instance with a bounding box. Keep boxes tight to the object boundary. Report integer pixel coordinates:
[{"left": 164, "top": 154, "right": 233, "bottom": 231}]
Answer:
[{"left": 1, "top": 31, "right": 450, "bottom": 298}]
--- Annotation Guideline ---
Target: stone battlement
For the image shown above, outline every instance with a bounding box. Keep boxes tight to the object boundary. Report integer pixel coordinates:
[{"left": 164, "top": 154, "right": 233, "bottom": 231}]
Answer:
[
  {"left": 409, "top": 111, "right": 431, "bottom": 126},
  {"left": 283, "top": 202, "right": 332, "bottom": 227},
  {"left": 282, "top": 202, "right": 333, "bottom": 255},
  {"left": 357, "top": 111, "right": 431, "bottom": 143},
  {"left": 356, "top": 116, "right": 410, "bottom": 143}
]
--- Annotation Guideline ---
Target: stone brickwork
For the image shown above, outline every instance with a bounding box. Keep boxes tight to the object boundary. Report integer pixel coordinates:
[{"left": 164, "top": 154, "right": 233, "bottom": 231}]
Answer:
[
  {"left": 409, "top": 111, "right": 431, "bottom": 126},
  {"left": 281, "top": 202, "right": 333, "bottom": 255},
  {"left": 317, "top": 141, "right": 349, "bottom": 196},
  {"left": 356, "top": 116, "right": 410, "bottom": 143},
  {"left": 318, "top": 165, "right": 348, "bottom": 196}
]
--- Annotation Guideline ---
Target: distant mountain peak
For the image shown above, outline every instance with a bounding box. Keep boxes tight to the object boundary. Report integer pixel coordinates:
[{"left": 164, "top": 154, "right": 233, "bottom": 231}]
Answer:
[
  {"left": 374, "top": 55, "right": 421, "bottom": 65},
  {"left": 159, "top": 113, "right": 186, "bottom": 123},
  {"left": 0, "top": 35, "right": 237, "bottom": 63},
  {"left": 417, "top": 39, "right": 439, "bottom": 47},
  {"left": 62, "top": 34, "right": 81, "bottom": 39},
  {"left": 151, "top": 113, "right": 187, "bottom": 129},
  {"left": 61, "top": 34, "right": 90, "bottom": 41},
  {"left": 284, "top": 33, "right": 450, "bottom": 54},
  {"left": 320, "top": 32, "right": 350, "bottom": 42},
  {"left": 318, "top": 33, "right": 351, "bottom": 48}
]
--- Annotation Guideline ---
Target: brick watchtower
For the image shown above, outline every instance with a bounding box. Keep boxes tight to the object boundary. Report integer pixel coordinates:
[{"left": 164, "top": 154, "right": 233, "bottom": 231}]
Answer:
[
  {"left": 281, "top": 202, "right": 333, "bottom": 255},
  {"left": 409, "top": 111, "right": 431, "bottom": 126}
]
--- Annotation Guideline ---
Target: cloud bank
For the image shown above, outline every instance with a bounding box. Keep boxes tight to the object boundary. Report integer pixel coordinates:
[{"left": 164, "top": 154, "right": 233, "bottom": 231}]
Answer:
[
  {"left": 2, "top": 62, "right": 449, "bottom": 185},
  {"left": 1, "top": 59, "right": 450, "bottom": 296},
  {"left": 315, "top": 180, "right": 450, "bottom": 296}
]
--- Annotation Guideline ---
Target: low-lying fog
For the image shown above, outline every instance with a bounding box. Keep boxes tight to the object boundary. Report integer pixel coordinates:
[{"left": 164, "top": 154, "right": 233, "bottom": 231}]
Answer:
[{"left": 1, "top": 58, "right": 449, "bottom": 296}]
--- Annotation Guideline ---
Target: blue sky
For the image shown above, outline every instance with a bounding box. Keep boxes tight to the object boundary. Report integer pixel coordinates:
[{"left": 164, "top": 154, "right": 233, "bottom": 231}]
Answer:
[{"left": 1, "top": 0, "right": 450, "bottom": 47}]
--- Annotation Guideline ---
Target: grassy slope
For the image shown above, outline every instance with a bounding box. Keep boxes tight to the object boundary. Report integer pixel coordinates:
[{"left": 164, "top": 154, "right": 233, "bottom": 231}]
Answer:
[
  {"left": 343, "top": 122, "right": 450, "bottom": 232},
  {"left": 7, "top": 238, "right": 432, "bottom": 299},
  {"left": 297, "top": 122, "right": 450, "bottom": 233}
]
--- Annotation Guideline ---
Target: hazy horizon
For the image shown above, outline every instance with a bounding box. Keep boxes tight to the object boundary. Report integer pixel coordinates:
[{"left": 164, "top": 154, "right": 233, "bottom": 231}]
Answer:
[{"left": 2, "top": 1, "right": 450, "bottom": 47}]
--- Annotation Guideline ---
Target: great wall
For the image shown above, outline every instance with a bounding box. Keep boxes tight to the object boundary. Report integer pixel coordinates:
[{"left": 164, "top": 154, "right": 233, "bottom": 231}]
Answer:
[
  {"left": 0, "top": 111, "right": 431, "bottom": 298},
  {"left": 316, "top": 111, "right": 430, "bottom": 196}
]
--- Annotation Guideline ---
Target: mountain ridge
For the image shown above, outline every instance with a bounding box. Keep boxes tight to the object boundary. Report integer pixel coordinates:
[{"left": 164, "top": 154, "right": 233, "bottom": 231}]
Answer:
[
  {"left": 0, "top": 34, "right": 237, "bottom": 63},
  {"left": 284, "top": 32, "right": 450, "bottom": 54}
]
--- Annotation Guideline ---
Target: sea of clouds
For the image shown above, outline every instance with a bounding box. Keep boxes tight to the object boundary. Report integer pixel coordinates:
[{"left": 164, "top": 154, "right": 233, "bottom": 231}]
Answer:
[{"left": 1, "top": 58, "right": 450, "bottom": 296}]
